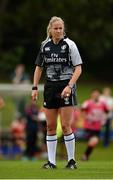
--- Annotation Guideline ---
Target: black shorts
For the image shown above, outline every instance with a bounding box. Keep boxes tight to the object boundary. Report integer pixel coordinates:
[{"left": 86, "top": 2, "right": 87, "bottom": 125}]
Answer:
[
  {"left": 85, "top": 129, "right": 100, "bottom": 139},
  {"left": 43, "top": 80, "right": 77, "bottom": 109}
]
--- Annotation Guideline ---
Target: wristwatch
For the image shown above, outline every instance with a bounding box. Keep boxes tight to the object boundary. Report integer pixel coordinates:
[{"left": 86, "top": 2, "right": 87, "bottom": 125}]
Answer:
[{"left": 68, "top": 84, "right": 74, "bottom": 89}]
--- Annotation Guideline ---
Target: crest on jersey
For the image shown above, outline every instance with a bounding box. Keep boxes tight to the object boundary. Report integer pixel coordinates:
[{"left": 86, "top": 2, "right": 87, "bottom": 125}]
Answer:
[
  {"left": 61, "top": 45, "right": 66, "bottom": 53},
  {"left": 45, "top": 47, "right": 50, "bottom": 51},
  {"left": 61, "top": 45, "right": 66, "bottom": 50}
]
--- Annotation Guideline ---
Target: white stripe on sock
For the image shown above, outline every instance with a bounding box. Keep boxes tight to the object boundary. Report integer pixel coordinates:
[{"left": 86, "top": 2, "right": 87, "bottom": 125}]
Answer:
[{"left": 46, "top": 135, "right": 57, "bottom": 141}]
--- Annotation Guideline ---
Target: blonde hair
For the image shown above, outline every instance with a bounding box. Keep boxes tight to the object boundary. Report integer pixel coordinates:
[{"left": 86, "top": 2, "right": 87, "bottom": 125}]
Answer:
[
  {"left": 41, "top": 16, "right": 65, "bottom": 45},
  {"left": 47, "top": 16, "right": 65, "bottom": 39}
]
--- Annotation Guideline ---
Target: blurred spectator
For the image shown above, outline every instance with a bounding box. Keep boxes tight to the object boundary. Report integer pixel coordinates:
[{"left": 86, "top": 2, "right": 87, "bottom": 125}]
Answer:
[
  {"left": 99, "top": 87, "right": 113, "bottom": 147},
  {"left": 23, "top": 101, "right": 40, "bottom": 160},
  {"left": 11, "top": 64, "right": 31, "bottom": 117},
  {"left": 80, "top": 89, "right": 109, "bottom": 161},
  {"left": 10, "top": 113, "right": 25, "bottom": 158},
  {"left": 11, "top": 64, "right": 31, "bottom": 84}
]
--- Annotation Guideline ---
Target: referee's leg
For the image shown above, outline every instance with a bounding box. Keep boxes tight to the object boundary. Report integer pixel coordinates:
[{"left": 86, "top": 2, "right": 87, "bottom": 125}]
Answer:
[
  {"left": 60, "top": 106, "right": 77, "bottom": 168},
  {"left": 44, "top": 108, "right": 58, "bottom": 166}
]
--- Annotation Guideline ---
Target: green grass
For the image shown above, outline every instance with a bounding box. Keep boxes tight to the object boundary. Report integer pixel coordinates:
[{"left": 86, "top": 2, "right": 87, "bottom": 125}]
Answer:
[
  {"left": 0, "top": 142, "right": 113, "bottom": 179},
  {"left": 0, "top": 160, "right": 113, "bottom": 179}
]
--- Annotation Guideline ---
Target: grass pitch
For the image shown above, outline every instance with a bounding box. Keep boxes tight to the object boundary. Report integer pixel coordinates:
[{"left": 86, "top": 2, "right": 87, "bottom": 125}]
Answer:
[
  {"left": 0, "top": 160, "right": 113, "bottom": 179},
  {"left": 0, "top": 142, "right": 113, "bottom": 179}
]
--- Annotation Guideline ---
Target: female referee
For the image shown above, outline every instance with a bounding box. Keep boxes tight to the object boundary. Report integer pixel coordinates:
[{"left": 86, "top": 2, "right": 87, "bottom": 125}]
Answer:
[{"left": 31, "top": 16, "right": 82, "bottom": 169}]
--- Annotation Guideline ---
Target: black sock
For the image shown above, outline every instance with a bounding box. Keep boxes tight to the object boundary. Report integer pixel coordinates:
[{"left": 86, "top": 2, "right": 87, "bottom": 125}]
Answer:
[{"left": 85, "top": 146, "right": 93, "bottom": 158}]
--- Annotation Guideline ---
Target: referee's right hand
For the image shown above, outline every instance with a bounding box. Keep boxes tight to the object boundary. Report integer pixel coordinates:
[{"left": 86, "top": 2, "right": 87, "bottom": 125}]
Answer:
[{"left": 31, "top": 90, "right": 38, "bottom": 101}]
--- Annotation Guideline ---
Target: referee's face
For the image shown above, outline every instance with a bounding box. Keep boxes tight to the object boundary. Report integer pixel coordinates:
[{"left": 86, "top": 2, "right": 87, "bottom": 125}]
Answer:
[{"left": 51, "top": 20, "right": 64, "bottom": 43}]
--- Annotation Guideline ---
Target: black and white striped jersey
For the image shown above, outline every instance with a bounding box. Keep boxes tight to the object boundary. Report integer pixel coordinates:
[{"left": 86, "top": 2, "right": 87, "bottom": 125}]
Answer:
[{"left": 35, "top": 36, "right": 82, "bottom": 81}]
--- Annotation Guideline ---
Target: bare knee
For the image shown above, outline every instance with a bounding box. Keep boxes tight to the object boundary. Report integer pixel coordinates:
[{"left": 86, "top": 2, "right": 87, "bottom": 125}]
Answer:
[
  {"left": 45, "top": 109, "right": 58, "bottom": 135},
  {"left": 47, "top": 124, "right": 56, "bottom": 135},
  {"left": 62, "top": 123, "right": 72, "bottom": 135},
  {"left": 88, "top": 136, "right": 99, "bottom": 147}
]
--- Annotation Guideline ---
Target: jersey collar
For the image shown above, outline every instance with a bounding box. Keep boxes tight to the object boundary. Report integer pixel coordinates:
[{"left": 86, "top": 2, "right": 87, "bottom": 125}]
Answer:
[{"left": 51, "top": 35, "right": 67, "bottom": 45}]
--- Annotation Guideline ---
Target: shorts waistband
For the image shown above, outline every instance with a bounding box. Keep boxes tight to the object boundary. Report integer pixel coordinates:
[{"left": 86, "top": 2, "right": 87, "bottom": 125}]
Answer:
[{"left": 46, "top": 79, "right": 70, "bottom": 84}]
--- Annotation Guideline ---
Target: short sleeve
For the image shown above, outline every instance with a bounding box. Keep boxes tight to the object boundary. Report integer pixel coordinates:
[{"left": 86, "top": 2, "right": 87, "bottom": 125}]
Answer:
[{"left": 70, "top": 42, "right": 82, "bottom": 66}]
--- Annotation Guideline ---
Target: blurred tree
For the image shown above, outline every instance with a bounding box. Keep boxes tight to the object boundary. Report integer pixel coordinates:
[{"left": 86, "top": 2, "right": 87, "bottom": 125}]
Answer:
[
  {"left": 0, "top": 47, "right": 24, "bottom": 80},
  {"left": 0, "top": 0, "right": 113, "bottom": 81}
]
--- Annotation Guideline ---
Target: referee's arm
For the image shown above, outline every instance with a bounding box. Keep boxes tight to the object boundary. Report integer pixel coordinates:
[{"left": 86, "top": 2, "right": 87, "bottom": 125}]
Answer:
[
  {"left": 33, "top": 66, "right": 43, "bottom": 87},
  {"left": 69, "top": 65, "right": 82, "bottom": 85}
]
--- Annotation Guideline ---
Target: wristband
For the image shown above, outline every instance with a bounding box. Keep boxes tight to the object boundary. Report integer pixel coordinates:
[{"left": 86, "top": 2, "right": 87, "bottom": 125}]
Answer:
[{"left": 32, "top": 86, "right": 38, "bottom": 90}]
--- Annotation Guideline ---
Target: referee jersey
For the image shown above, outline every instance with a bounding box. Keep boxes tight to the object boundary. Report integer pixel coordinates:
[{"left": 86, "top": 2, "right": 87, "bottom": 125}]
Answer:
[{"left": 35, "top": 36, "right": 82, "bottom": 81}]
